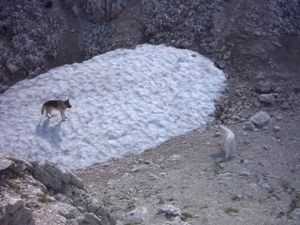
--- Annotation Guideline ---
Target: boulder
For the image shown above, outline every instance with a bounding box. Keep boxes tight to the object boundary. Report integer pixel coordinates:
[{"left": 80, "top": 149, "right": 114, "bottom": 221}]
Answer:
[
  {"left": 34, "top": 161, "right": 64, "bottom": 191},
  {"left": 250, "top": 111, "right": 271, "bottom": 128},
  {"left": 33, "top": 161, "right": 84, "bottom": 191}
]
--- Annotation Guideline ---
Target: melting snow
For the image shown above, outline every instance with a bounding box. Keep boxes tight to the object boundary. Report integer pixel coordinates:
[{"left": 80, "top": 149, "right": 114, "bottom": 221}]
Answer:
[{"left": 0, "top": 44, "right": 225, "bottom": 169}]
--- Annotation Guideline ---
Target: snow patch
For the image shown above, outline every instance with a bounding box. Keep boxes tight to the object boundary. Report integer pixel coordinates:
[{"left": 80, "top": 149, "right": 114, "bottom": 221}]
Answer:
[{"left": 0, "top": 44, "right": 225, "bottom": 169}]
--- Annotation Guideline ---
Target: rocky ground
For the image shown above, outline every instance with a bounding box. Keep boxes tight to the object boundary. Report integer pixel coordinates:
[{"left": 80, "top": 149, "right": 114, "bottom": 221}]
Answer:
[{"left": 1, "top": 0, "right": 300, "bottom": 224}]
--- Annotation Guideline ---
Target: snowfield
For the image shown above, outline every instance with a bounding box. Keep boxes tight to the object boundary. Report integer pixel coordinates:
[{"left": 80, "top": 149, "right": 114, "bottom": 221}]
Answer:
[{"left": 0, "top": 44, "right": 225, "bottom": 169}]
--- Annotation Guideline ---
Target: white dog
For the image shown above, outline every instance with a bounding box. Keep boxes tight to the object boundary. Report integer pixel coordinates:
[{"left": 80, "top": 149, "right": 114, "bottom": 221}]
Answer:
[{"left": 219, "top": 125, "right": 236, "bottom": 159}]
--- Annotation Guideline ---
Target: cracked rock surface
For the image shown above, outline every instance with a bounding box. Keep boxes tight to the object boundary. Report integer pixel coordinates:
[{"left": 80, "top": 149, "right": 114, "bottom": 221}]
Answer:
[{"left": 0, "top": 153, "right": 116, "bottom": 225}]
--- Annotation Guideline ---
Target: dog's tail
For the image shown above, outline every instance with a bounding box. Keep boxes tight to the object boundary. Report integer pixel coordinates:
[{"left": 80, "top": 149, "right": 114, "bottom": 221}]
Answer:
[
  {"left": 41, "top": 104, "right": 45, "bottom": 115},
  {"left": 224, "top": 134, "right": 235, "bottom": 159},
  {"left": 219, "top": 125, "right": 235, "bottom": 159}
]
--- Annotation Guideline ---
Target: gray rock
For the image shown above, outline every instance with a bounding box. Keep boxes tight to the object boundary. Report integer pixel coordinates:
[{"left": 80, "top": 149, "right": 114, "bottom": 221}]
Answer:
[
  {"left": 256, "top": 80, "right": 273, "bottom": 93},
  {"left": 0, "top": 152, "right": 116, "bottom": 225},
  {"left": 122, "top": 206, "right": 148, "bottom": 221},
  {"left": 70, "top": 172, "right": 84, "bottom": 189},
  {"left": 95, "top": 206, "right": 116, "bottom": 225},
  {"left": 53, "top": 202, "right": 79, "bottom": 220},
  {"left": 33, "top": 67, "right": 42, "bottom": 75},
  {"left": 181, "top": 40, "right": 192, "bottom": 48},
  {"left": 281, "top": 102, "right": 290, "bottom": 109},
  {"left": 216, "top": 172, "right": 234, "bottom": 180},
  {"left": 6, "top": 197, "right": 24, "bottom": 214},
  {"left": 239, "top": 171, "right": 251, "bottom": 177},
  {"left": 45, "top": 162, "right": 69, "bottom": 181},
  {"left": 34, "top": 162, "right": 64, "bottom": 191},
  {"left": 290, "top": 208, "right": 300, "bottom": 219},
  {"left": 131, "top": 164, "right": 147, "bottom": 172},
  {"left": 87, "top": 199, "right": 101, "bottom": 213},
  {"left": 60, "top": 183, "right": 75, "bottom": 197},
  {"left": 0, "top": 158, "right": 14, "bottom": 171},
  {"left": 66, "top": 219, "right": 79, "bottom": 225},
  {"left": 84, "top": 0, "right": 127, "bottom": 22},
  {"left": 258, "top": 93, "right": 278, "bottom": 104},
  {"left": 78, "top": 213, "right": 103, "bottom": 225},
  {"left": 215, "top": 60, "right": 227, "bottom": 69},
  {"left": 6, "top": 59, "right": 20, "bottom": 73},
  {"left": 0, "top": 152, "right": 33, "bottom": 173},
  {"left": 54, "top": 193, "right": 69, "bottom": 202},
  {"left": 162, "top": 216, "right": 192, "bottom": 225},
  {"left": 244, "top": 121, "right": 255, "bottom": 131},
  {"left": 258, "top": 179, "right": 273, "bottom": 193},
  {"left": 77, "top": 206, "right": 87, "bottom": 213},
  {"left": 33, "top": 161, "right": 83, "bottom": 191},
  {"left": 158, "top": 204, "right": 182, "bottom": 217},
  {"left": 223, "top": 51, "right": 232, "bottom": 59},
  {"left": 250, "top": 111, "right": 271, "bottom": 128},
  {"left": 0, "top": 196, "right": 35, "bottom": 225}
]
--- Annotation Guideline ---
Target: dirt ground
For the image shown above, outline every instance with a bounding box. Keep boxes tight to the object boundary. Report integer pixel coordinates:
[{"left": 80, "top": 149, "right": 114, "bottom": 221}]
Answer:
[{"left": 75, "top": 110, "right": 300, "bottom": 224}]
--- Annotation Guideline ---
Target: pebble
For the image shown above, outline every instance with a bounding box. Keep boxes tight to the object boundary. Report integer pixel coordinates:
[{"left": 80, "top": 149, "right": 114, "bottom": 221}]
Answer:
[{"left": 273, "top": 126, "right": 280, "bottom": 132}]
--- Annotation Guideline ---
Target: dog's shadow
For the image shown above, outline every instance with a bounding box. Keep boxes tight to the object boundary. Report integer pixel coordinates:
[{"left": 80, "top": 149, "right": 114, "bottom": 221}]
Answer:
[{"left": 36, "top": 119, "right": 63, "bottom": 147}]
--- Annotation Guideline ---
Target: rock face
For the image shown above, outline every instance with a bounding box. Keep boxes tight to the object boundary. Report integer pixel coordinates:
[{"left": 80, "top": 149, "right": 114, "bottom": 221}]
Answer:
[
  {"left": 0, "top": 153, "right": 116, "bottom": 225},
  {"left": 85, "top": 0, "right": 127, "bottom": 22},
  {"left": 1, "top": 0, "right": 300, "bottom": 93}
]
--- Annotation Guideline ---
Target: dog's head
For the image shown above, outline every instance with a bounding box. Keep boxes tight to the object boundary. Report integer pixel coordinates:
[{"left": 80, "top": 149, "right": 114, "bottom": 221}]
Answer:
[{"left": 65, "top": 99, "right": 72, "bottom": 108}]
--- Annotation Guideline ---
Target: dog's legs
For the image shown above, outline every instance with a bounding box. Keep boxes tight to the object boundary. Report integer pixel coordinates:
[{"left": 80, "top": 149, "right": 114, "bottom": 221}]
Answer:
[
  {"left": 49, "top": 109, "right": 54, "bottom": 117},
  {"left": 62, "top": 110, "right": 68, "bottom": 119},
  {"left": 46, "top": 113, "right": 54, "bottom": 118},
  {"left": 63, "top": 112, "right": 67, "bottom": 119},
  {"left": 59, "top": 110, "right": 66, "bottom": 120},
  {"left": 60, "top": 111, "right": 64, "bottom": 120},
  {"left": 46, "top": 109, "right": 54, "bottom": 119}
]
